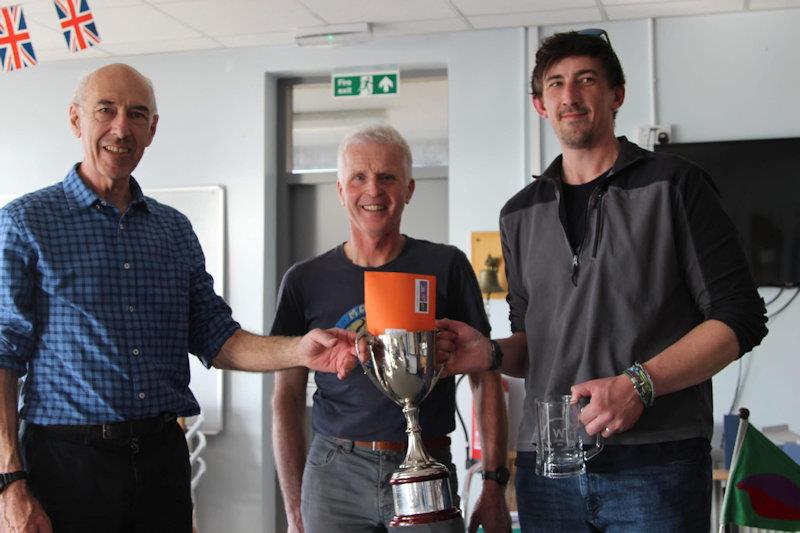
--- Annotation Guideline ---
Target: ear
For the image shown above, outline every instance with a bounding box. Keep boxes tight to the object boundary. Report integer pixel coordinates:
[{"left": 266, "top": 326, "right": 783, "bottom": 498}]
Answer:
[
  {"left": 68, "top": 103, "right": 82, "bottom": 138},
  {"left": 145, "top": 114, "right": 159, "bottom": 147},
  {"left": 336, "top": 179, "right": 345, "bottom": 207},
  {"left": 611, "top": 85, "right": 625, "bottom": 112},
  {"left": 532, "top": 95, "right": 549, "bottom": 118},
  {"left": 405, "top": 178, "right": 416, "bottom": 204}
]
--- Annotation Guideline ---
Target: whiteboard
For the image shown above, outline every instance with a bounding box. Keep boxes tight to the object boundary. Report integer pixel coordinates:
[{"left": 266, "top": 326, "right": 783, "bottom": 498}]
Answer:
[
  {"left": 1, "top": 186, "right": 227, "bottom": 435},
  {"left": 146, "top": 186, "right": 226, "bottom": 435}
]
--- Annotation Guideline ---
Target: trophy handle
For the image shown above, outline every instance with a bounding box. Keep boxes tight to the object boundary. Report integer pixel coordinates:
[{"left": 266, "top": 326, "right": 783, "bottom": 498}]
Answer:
[{"left": 355, "top": 330, "right": 388, "bottom": 394}]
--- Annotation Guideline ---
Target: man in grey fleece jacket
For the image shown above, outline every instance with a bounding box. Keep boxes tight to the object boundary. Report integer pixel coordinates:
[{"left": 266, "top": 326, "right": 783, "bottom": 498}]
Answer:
[{"left": 438, "top": 29, "right": 768, "bottom": 532}]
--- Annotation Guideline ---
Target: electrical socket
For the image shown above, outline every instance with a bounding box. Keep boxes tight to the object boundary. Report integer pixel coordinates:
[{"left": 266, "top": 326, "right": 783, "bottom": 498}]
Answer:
[{"left": 637, "top": 124, "right": 672, "bottom": 150}]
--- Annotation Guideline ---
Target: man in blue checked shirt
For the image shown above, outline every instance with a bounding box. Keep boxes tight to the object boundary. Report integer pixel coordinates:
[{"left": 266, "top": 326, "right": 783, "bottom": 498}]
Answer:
[{"left": 0, "top": 63, "right": 358, "bottom": 533}]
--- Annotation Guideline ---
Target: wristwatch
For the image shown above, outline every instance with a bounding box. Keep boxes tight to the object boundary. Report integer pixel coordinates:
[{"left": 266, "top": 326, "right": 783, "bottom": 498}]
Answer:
[
  {"left": 0, "top": 471, "right": 27, "bottom": 494},
  {"left": 482, "top": 466, "right": 510, "bottom": 486},
  {"left": 489, "top": 340, "right": 504, "bottom": 371}
]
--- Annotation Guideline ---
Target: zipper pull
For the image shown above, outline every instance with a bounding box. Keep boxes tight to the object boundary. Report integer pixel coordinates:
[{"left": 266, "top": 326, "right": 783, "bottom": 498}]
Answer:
[{"left": 571, "top": 254, "right": 579, "bottom": 286}]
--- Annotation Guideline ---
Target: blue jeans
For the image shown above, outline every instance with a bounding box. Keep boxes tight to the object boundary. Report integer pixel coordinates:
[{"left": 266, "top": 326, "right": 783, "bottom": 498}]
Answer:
[
  {"left": 301, "top": 434, "right": 464, "bottom": 533},
  {"left": 515, "top": 445, "right": 711, "bottom": 533}
]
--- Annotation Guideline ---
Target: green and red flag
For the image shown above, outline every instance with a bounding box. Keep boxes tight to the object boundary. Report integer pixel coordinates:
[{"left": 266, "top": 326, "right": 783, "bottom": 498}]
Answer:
[{"left": 720, "top": 417, "right": 800, "bottom": 532}]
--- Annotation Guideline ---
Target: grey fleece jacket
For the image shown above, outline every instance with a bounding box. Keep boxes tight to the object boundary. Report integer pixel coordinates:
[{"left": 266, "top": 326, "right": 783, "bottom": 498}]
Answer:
[{"left": 501, "top": 137, "right": 768, "bottom": 451}]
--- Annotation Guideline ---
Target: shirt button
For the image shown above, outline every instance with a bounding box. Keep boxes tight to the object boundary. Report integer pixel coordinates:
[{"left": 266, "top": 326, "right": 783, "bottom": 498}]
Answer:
[
  {"left": 138, "top": 392, "right": 146, "bottom": 400},
  {"left": 128, "top": 305, "right": 135, "bottom": 312},
  {"left": 119, "top": 223, "right": 125, "bottom": 230},
  {"left": 95, "top": 204, "right": 101, "bottom": 210},
  {"left": 123, "top": 262, "right": 130, "bottom": 270},
  {"left": 131, "top": 347, "right": 141, "bottom": 356}
]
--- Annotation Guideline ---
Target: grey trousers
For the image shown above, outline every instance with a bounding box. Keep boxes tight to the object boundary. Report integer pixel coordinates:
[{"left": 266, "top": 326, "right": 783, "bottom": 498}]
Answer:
[{"left": 301, "top": 434, "right": 464, "bottom": 533}]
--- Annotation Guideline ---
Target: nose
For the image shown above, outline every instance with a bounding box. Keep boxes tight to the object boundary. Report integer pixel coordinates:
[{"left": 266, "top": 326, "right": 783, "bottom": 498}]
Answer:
[
  {"left": 561, "top": 80, "right": 581, "bottom": 107},
  {"left": 108, "top": 111, "right": 131, "bottom": 138},
  {"left": 364, "top": 175, "right": 381, "bottom": 195}
]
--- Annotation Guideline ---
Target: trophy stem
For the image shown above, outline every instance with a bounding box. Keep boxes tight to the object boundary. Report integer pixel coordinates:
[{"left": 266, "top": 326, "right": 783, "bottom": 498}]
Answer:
[{"left": 399, "top": 401, "right": 436, "bottom": 471}]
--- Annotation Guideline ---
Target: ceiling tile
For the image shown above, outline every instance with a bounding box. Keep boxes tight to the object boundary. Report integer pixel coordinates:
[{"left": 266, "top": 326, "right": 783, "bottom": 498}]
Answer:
[
  {"left": 299, "top": 0, "right": 456, "bottom": 23},
  {"left": 215, "top": 31, "right": 295, "bottom": 48},
  {"left": 154, "top": 0, "right": 324, "bottom": 35},
  {"left": 21, "top": 18, "right": 73, "bottom": 50},
  {"left": 601, "top": 0, "right": 686, "bottom": 4},
  {"left": 93, "top": 4, "right": 203, "bottom": 43},
  {"left": 750, "top": 0, "right": 800, "bottom": 9},
  {"left": 452, "top": 0, "right": 593, "bottom": 16},
  {"left": 605, "top": 0, "right": 744, "bottom": 19},
  {"left": 35, "top": 46, "right": 111, "bottom": 62},
  {"left": 469, "top": 7, "right": 603, "bottom": 28},
  {"left": 372, "top": 18, "right": 470, "bottom": 37},
  {"left": 19, "top": 0, "right": 144, "bottom": 20},
  {"left": 100, "top": 36, "right": 222, "bottom": 54}
]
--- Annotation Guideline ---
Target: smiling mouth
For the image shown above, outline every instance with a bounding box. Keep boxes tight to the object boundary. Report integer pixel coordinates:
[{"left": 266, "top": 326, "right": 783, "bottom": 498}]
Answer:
[
  {"left": 104, "top": 145, "right": 131, "bottom": 154},
  {"left": 362, "top": 204, "right": 386, "bottom": 212}
]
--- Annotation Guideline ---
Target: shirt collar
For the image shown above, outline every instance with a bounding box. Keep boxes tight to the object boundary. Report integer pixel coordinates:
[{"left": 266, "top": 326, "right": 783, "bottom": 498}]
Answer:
[
  {"left": 63, "top": 164, "right": 150, "bottom": 212},
  {"left": 537, "top": 136, "right": 645, "bottom": 184}
]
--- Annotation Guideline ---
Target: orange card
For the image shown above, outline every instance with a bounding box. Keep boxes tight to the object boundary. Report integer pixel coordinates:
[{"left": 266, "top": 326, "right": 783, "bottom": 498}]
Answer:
[{"left": 364, "top": 271, "right": 436, "bottom": 335}]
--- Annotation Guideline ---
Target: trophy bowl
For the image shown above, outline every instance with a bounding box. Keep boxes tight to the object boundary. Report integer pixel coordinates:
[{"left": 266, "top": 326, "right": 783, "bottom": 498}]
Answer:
[{"left": 355, "top": 329, "right": 461, "bottom": 527}]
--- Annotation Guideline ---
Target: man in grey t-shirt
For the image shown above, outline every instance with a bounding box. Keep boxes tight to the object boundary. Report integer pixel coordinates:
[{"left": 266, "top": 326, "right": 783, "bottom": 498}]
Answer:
[{"left": 271, "top": 124, "right": 511, "bottom": 533}]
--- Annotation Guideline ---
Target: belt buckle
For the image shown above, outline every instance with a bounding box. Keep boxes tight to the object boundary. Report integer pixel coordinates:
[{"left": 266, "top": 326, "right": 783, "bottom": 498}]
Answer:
[
  {"left": 371, "top": 441, "right": 379, "bottom": 451},
  {"left": 102, "top": 424, "right": 113, "bottom": 439}
]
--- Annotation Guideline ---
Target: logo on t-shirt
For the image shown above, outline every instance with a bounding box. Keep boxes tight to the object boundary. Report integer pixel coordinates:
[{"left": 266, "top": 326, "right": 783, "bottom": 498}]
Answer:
[{"left": 335, "top": 304, "right": 366, "bottom": 333}]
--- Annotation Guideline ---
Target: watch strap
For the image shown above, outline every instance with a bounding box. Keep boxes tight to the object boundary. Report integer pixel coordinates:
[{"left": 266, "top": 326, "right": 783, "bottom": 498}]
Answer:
[
  {"left": 482, "top": 466, "right": 510, "bottom": 486},
  {"left": 489, "top": 340, "right": 503, "bottom": 371},
  {"left": 0, "top": 471, "right": 27, "bottom": 493}
]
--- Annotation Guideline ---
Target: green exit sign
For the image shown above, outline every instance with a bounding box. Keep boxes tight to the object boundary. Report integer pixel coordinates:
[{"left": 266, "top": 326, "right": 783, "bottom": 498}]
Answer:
[{"left": 332, "top": 72, "right": 399, "bottom": 97}]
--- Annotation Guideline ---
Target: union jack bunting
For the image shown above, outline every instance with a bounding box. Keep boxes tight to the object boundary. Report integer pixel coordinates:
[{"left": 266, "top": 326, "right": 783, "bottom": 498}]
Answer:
[
  {"left": 0, "top": 4, "right": 37, "bottom": 72},
  {"left": 53, "top": 0, "right": 100, "bottom": 52}
]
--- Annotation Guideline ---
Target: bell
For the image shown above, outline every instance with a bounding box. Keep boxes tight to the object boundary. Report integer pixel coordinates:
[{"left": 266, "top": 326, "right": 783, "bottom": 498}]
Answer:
[{"left": 478, "top": 254, "right": 505, "bottom": 296}]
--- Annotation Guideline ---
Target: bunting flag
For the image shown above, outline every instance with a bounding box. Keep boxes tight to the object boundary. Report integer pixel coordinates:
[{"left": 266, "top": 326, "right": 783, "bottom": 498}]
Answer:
[
  {"left": 53, "top": 0, "right": 100, "bottom": 52},
  {"left": 0, "top": 4, "right": 37, "bottom": 72},
  {"left": 720, "top": 416, "right": 800, "bottom": 532}
]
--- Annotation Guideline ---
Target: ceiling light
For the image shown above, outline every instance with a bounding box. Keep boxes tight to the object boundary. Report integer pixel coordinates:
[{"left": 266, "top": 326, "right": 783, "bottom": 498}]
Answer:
[{"left": 295, "top": 22, "right": 372, "bottom": 47}]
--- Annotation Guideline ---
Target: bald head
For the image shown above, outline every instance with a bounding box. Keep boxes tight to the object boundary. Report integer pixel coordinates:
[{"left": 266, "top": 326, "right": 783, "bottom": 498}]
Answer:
[{"left": 73, "top": 63, "right": 157, "bottom": 114}]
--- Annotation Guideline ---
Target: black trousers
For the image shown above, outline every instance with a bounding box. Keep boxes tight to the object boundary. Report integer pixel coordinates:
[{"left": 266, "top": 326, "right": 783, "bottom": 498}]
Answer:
[{"left": 21, "top": 419, "right": 193, "bottom": 533}]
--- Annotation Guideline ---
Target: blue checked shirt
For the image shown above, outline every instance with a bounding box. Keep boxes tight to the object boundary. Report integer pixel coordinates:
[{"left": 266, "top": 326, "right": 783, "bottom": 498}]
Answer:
[{"left": 0, "top": 166, "right": 240, "bottom": 425}]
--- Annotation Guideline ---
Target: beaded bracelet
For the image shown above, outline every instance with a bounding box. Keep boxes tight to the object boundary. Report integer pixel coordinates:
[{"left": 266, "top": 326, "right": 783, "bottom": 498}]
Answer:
[{"left": 624, "top": 362, "right": 655, "bottom": 407}]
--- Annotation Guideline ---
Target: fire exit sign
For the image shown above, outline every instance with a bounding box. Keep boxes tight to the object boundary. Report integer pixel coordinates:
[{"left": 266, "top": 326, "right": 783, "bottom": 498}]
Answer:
[{"left": 332, "top": 71, "right": 399, "bottom": 97}]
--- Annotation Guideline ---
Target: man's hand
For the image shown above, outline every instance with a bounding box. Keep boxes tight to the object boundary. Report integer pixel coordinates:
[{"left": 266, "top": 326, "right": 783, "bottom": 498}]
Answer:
[
  {"left": 0, "top": 481, "right": 52, "bottom": 533},
  {"left": 435, "top": 319, "right": 491, "bottom": 377},
  {"left": 467, "top": 482, "right": 511, "bottom": 533},
  {"left": 571, "top": 374, "right": 643, "bottom": 438},
  {"left": 297, "top": 328, "right": 357, "bottom": 379}
]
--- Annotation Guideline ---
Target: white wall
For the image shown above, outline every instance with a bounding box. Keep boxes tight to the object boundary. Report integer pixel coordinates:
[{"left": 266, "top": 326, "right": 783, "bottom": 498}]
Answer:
[{"left": 2, "top": 8, "right": 799, "bottom": 531}]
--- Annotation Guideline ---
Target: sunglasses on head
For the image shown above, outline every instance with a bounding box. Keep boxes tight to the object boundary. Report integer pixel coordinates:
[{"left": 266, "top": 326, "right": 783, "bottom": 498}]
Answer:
[{"left": 577, "top": 28, "right": 612, "bottom": 47}]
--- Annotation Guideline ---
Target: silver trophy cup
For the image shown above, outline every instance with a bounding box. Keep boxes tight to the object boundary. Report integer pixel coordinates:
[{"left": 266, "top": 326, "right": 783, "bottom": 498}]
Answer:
[{"left": 355, "top": 329, "right": 461, "bottom": 527}]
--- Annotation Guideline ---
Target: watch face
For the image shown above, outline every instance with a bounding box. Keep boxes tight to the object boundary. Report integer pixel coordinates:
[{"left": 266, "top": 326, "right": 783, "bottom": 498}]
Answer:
[
  {"left": 485, "top": 467, "right": 510, "bottom": 485},
  {"left": 496, "top": 466, "right": 510, "bottom": 484}
]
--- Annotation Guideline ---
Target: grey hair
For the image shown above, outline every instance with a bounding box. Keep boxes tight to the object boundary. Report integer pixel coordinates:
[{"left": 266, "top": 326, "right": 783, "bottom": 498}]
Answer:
[
  {"left": 337, "top": 124, "right": 412, "bottom": 181},
  {"left": 72, "top": 63, "right": 158, "bottom": 113}
]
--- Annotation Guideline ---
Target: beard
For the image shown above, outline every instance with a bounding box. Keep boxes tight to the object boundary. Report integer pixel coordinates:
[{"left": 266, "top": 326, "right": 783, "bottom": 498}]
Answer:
[
  {"left": 556, "top": 106, "right": 596, "bottom": 149},
  {"left": 558, "top": 125, "right": 595, "bottom": 149}
]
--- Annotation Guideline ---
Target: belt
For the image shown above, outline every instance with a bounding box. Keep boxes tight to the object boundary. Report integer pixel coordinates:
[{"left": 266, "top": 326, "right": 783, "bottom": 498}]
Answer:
[
  {"left": 353, "top": 436, "right": 450, "bottom": 452},
  {"left": 34, "top": 413, "right": 177, "bottom": 440}
]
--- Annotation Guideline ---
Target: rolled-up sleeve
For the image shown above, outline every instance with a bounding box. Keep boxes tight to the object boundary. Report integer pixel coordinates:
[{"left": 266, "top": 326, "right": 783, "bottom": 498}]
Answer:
[
  {"left": 180, "top": 215, "right": 240, "bottom": 368},
  {"left": 0, "top": 209, "right": 37, "bottom": 376},
  {"left": 674, "top": 168, "right": 768, "bottom": 356}
]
